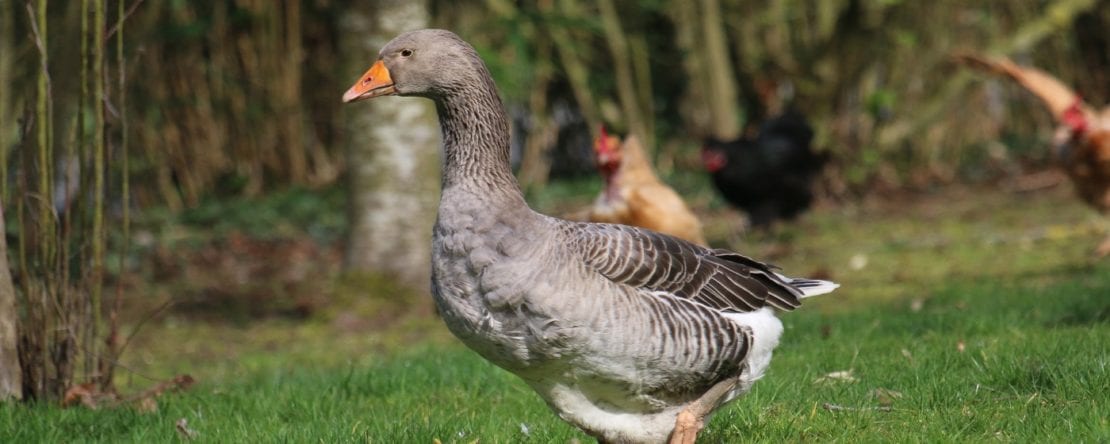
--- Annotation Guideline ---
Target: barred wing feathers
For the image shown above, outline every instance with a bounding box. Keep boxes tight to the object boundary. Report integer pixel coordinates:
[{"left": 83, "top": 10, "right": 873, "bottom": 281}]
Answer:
[{"left": 568, "top": 223, "right": 836, "bottom": 313}]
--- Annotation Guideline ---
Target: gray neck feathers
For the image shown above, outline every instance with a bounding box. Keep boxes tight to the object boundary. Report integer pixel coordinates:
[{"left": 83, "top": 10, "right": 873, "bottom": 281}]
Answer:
[{"left": 433, "top": 66, "right": 524, "bottom": 205}]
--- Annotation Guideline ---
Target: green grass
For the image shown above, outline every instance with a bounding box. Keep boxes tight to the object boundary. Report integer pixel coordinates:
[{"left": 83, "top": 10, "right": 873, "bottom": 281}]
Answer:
[{"left": 3, "top": 186, "right": 1109, "bottom": 442}]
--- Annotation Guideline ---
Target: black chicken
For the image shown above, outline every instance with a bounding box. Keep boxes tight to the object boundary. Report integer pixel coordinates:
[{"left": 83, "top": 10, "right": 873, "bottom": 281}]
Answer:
[{"left": 702, "top": 110, "right": 827, "bottom": 229}]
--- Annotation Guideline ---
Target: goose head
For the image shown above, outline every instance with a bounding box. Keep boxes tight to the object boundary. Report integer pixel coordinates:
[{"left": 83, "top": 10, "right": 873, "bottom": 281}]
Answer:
[{"left": 343, "top": 29, "right": 484, "bottom": 103}]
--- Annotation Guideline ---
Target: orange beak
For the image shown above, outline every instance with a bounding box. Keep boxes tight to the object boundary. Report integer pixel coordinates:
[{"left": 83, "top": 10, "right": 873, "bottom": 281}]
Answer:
[{"left": 343, "top": 60, "right": 396, "bottom": 103}]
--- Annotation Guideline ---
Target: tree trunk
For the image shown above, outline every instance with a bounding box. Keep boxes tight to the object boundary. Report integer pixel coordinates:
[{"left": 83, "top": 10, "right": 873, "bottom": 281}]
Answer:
[
  {"left": 341, "top": 0, "right": 439, "bottom": 290},
  {"left": 0, "top": 201, "right": 19, "bottom": 401},
  {"left": 598, "top": 0, "right": 650, "bottom": 148},
  {"left": 516, "top": 36, "right": 558, "bottom": 192},
  {"left": 546, "top": 0, "right": 602, "bottom": 139},
  {"left": 0, "top": 1, "right": 11, "bottom": 199},
  {"left": 699, "top": 0, "right": 742, "bottom": 140},
  {"left": 666, "top": 0, "right": 710, "bottom": 137}
]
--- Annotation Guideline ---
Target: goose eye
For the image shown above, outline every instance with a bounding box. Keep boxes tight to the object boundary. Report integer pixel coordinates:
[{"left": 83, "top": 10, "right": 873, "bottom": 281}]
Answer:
[{"left": 400, "top": 49, "right": 413, "bottom": 57}]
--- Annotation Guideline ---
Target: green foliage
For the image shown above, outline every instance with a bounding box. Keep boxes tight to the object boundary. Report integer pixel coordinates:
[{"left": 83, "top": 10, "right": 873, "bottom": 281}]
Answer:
[
  {"left": 5, "top": 0, "right": 1107, "bottom": 209},
  {"left": 523, "top": 175, "right": 602, "bottom": 212},
  {"left": 176, "top": 186, "right": 346, "bottom": 243}
]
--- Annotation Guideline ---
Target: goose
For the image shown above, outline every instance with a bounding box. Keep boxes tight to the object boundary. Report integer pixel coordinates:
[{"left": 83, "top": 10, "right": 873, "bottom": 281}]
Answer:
[{"left": 342, "top": 29, "right": 838, "bottom": 444}]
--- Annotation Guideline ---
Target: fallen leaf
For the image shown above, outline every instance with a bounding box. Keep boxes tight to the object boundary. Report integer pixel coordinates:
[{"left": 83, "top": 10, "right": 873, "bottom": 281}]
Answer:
[
  {"left": 871, "top": 388, "right": 904, "bottom": 407},
  {"left": 822, "top": 402, "right": 848, "bottom": 412},
  {"left": 136, "top": 397, "right": 158, "bottom": 413},
  {"left": 849, "top": 254, "right": 868, "bottom": 271},
  {"left": 910, "top": 298, "right": 924, "bottom": 312},
  {"left": 62, "top": 383, "right": 100, "bottom": 409},
  {"left": 175, "top": 418, "right": 198, "bottom": 440},
  {"left": 813, "top": 370, "right": 857, "bottom": 384}
]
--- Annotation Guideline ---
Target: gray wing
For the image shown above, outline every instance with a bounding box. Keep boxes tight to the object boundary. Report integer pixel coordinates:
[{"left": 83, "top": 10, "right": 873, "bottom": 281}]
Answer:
[{"left": 566, "top": 222, "right": 807, "bottom": 312}]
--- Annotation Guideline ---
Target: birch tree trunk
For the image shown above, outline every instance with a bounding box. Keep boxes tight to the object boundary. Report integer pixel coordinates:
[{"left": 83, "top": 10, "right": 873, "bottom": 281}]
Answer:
[
  {"left": 342, "top": 0, "right": 439, "bottom": 290},
  {"left": 0, "top": 201, "right": 19, "bottom": 400}
]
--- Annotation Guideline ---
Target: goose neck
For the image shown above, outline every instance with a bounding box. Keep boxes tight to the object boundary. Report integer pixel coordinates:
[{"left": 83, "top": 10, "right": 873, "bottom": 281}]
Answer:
[{"left": 435, "top": 87, "right": 523, "bottom": 204}]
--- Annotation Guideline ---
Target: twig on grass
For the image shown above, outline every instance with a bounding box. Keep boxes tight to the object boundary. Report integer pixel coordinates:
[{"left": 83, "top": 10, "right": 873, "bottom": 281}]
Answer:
[
  {"left": 116, "top": 374, "right": 195, "bottom": 407},
  {"left": 822, "top": 402, "right": 893, "bottom": 413},
  {"left": 176, "top": 418, "right": 198, "bottom": 439},
  {"left": 62, "top": 373, "right": 195, "bottom": 410}
]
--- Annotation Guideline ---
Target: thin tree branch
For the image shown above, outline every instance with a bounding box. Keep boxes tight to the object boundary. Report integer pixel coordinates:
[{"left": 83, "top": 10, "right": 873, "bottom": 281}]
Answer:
[
  {"left": 24, "top": 3, "right": 51, "bottom": 104},
  {"left": 104, "top": 0, "right": 145, "bottom": 39}
]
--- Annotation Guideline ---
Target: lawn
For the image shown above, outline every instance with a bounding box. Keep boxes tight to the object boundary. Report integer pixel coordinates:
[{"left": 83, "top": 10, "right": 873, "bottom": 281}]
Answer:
[{"left": 2, "top": 184, "right": 1109, "bottom": 443}]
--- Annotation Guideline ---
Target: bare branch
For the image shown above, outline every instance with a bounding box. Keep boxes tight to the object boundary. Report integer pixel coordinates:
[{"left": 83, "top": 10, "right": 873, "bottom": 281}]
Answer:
[
  {"left": 105, "top": 0, "right": 146, "bottom": 39},
  {"left": 24, "top": 2, "right": 52, "bottom": 107}
]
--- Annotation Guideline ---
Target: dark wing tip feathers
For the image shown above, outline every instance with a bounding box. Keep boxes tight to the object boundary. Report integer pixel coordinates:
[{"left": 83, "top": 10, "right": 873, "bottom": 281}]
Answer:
[
  {"left": 791, "top": 279, "right": 826, "bottom": 288},
  {"left": 711, "top": 249, "right": 782, "bottom": 271}
]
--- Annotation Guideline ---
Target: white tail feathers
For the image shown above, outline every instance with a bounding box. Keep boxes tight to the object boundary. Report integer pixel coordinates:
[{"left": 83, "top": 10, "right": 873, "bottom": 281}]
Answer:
[
  {"left": 794, "top": 279, "right": 839, "bottom": 298},
  {"left": 774, "top": 272, "right": 840, "bottom": 298}
]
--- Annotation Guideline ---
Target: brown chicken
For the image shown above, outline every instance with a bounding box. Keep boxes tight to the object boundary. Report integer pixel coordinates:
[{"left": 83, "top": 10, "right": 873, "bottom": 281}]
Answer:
[
  {"left": 959, "top": 53, "right": 1110, "bottom": 256},
  {"left": 584, "top": 128, "right": 707, "bottom": 245}
]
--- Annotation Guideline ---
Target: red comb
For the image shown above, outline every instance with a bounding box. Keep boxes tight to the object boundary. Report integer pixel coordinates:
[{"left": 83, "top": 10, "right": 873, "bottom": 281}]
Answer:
[
  {"left": 1063, "top": 96, "right": 1088, "bottom": 134},
  {"left": 595, "top": 125, "right": 612, "bottom": 154}
]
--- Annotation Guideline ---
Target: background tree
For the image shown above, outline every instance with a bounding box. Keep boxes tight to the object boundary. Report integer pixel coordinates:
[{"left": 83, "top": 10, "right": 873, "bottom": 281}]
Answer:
[
  {"left": 0, "top": 201, "right": 18, "bottom": 401},
  {"left": 0, "top": 1, "right": 15, "bottom": 399},
  {"left": 341, "top": 0, "right": 441, "bottom": 290}
]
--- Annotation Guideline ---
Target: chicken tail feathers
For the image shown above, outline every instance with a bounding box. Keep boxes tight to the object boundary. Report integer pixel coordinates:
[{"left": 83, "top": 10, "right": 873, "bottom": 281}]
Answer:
[{"left": 954, "top": 52, "right": 1086, "bottom": 121}]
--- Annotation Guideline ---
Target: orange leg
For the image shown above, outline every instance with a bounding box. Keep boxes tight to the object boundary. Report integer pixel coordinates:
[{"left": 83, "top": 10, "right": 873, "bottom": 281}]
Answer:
[{"left": 669, "top": 377, "right": 738, "bottom": 444}]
